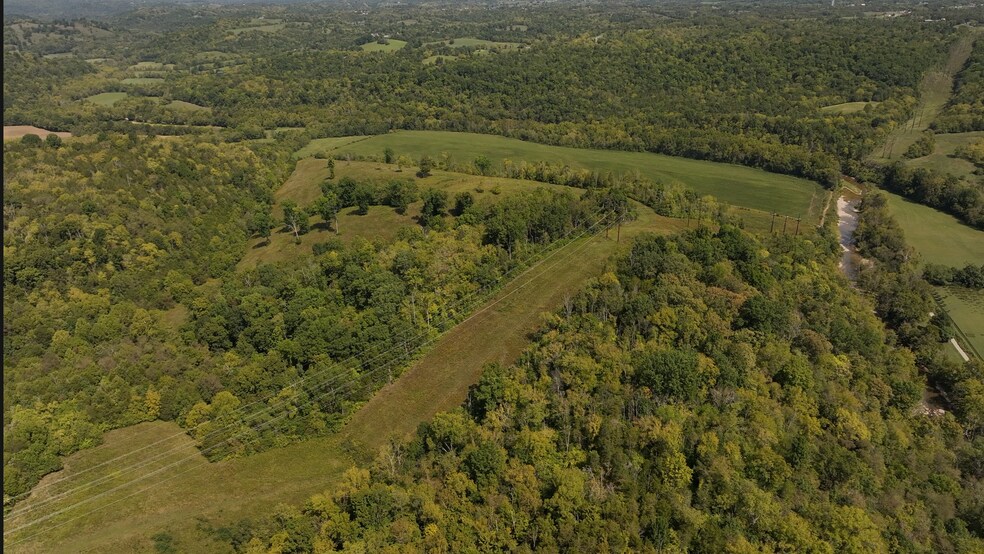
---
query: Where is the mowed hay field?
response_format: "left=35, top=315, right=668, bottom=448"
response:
left=3, top=126, right=71, bottom=141
left=885, top=191, right=984, bottom=267
left=884, top=191, right=984, bottom=359
left=8, top=205, right=684, bottom=554
left=238, top=159, right=586, bottom=269
left=328, top=131, right=826, bottom=219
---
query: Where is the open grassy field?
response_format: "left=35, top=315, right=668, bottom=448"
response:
left=425, top=37, right=521, bottom=49
left=3, top=126, right=71, bottom=141
left=238, top=159, right=586, bottom=269
left=292, top=135, right=369, bottom=159
left=884, top=191, right=984, bottom=267
left=165, top=100, right=209, bottom=111
left=869, top=33, right=977, bottom=163
left=327, top=130, right=825, bottom=219
left=84, top=92, right=128, bottom=106
left=906, top=131, right=984, bottom=181
left=7, top=203, right=682, bottom=554
left=360, top=39, right=408, bottom=52
left=883, top=191, right=984, bottom=360
left=820, top=101, right=879, bottom=114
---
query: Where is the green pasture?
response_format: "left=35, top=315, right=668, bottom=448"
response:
left=292, top=135, right=369, bottom=159
left=85, top=92, right=128, bottom=106
left=360, top=39, right=408, bottom=52
left=326, top=130, right=825, bottom=219
left=166, top=100, right=209, bottom=111
left=884, top=190, right=984, bottom=267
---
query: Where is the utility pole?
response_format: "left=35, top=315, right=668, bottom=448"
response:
left=770, top=212, right=777, bottom=234
left=782, top=216, right=788, bottom=235
left=795, top=218, right=801, bottom=235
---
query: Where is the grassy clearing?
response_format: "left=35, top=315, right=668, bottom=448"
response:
left=884, top=190, right=984, bottom=267
left=238, top=159, right=585, bottom=269
left=84, top=92, right=128, bottom=106
left=820, top=101, right=879, bottom=114
left=42, top=52, right=74, bottom=59
left=121, top=77, right=164, bottom=85
left=10, top=202, right=682, bottom=554
left=360, top=39, right=408, bottom=52
left=3, top=126, right=71, bottom=141
left=329, top=130, right=825, bottom=219
left=906, top=131, right=983, bottom=181
left=423, top=54, right=461, bottom=65
left=166, top=100, right=209, bottom=111
left=869, top=34, right=976, bottom=163
left=883, top=190, right=984, bottom=357
left=425, top=37, right=521, bottom=49
left=292, top=135, right=368, bottom=159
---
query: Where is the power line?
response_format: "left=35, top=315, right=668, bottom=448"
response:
left=5, top=212, right=609, bottom=514
left=5, top=215, right=616, bottom=543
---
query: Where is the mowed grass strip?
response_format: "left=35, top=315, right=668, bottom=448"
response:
left=340, top=205, right=683, bottom=455
left=329, top=130, right=825, bottom=218
left=9, top=204, right=681, bottom=554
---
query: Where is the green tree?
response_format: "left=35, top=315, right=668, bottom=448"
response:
left=417, top=156, right=434, bottom=178
left=474, top=155, right=492, bottom=175
left=384, top=147, right=395, bottom=164
left=282, top=200, right=310, bottom=244
left=44, top=134, right=63, bottom=148
left=421, top=188, right=448, bottom=217
left=454, top=191, right=474, bottom=215
left=312, top=193, right=341, bottom=233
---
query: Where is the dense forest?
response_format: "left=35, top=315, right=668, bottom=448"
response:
left=1, top=4, right=964, bottom=186
left=234, top=226, right=984, bottom=553
left=4, top=1, right=984, bottom=552
left=2, top=131, right=627, bottom=498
